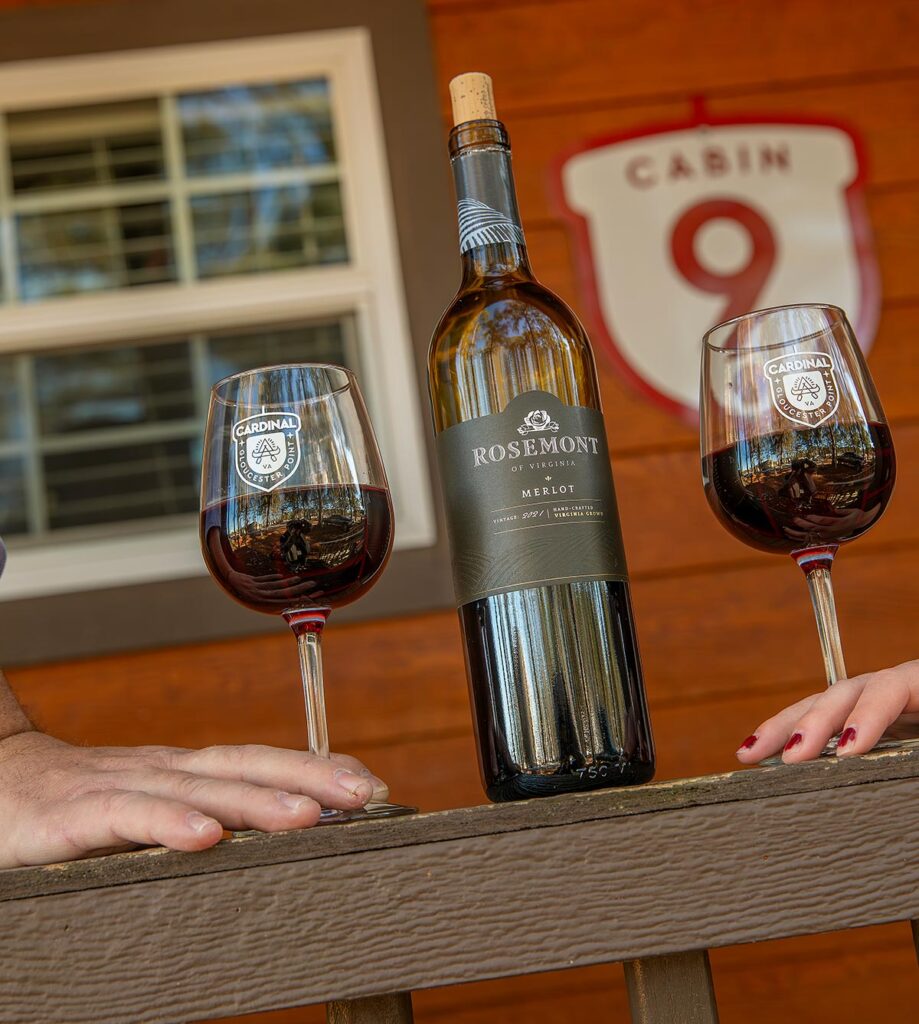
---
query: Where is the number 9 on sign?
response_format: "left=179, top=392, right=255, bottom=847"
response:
left=670, top=199, right=777, bottom=328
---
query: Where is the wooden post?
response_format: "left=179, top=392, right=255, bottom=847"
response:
left=327, top=992, right=414, bottom=1023
left=624, top=950, right=719, bottom=1024
left=911, top=919, right=918, bottom=966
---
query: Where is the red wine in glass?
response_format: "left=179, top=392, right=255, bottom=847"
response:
left=703, top=421, right=895, bottom=555
left=201, top=484, right=393, bottom=614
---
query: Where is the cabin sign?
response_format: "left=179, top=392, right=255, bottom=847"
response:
left=557, top=117, right=879, bottom=422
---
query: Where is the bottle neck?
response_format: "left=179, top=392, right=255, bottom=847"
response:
left=449, top=119, right=532, bottom=285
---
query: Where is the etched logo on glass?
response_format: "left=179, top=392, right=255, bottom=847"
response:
left=763, top=352, right=839, bottom=427
left=233, top=411, right=302, bottom=492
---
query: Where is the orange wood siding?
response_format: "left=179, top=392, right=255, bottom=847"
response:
left=5, top=0, right=919, bottom=1019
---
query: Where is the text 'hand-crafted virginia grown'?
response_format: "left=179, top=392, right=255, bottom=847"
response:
left=427, top=73, right=655, bottom=801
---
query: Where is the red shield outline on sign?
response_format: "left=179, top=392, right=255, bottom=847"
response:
left=550, top=107, right=880, bottom=426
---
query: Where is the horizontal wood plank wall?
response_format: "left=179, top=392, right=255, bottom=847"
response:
left=5, top=0, right=919, bottom=1021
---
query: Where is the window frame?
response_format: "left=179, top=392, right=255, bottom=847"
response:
left=0, top=28, right=436, bottom=601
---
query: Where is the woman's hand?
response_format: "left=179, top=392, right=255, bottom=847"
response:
left=736, top=660, right=919, bottom=764
left=0, top=732, right=388, bottom=868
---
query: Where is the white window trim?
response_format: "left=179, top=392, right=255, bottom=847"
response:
left=0, top=29, right=436, bottom=601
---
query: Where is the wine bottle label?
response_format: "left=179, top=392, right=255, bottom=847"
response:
left=436, top=391, right=629, bottom=606
left=453, top=148, right=526, bottom=253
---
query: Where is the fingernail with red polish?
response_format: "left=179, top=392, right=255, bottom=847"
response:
left=783, top=732, right=803, bottom=753
left=838, top=726, right=857, bottom=749
left=738, top=735, right=758, bottom=751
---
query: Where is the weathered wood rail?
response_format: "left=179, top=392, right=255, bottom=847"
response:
left=1, top=744, right=917, bottom=1023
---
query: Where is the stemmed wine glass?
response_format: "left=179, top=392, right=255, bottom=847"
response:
left=200, top=363, right=415, bottom=820
left=700, top=304, right=897, bottom=760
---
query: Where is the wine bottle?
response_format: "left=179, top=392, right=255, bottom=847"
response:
left=428, top=73, right=655, bottom=801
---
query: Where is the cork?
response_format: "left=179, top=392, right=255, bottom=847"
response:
left=449, top=72, right=496, bottom=126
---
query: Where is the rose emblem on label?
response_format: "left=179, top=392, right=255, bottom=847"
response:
left=518, top=409, right=559, bottom=435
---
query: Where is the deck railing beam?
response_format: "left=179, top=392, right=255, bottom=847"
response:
left=0, top=745, right=916, bottom=1024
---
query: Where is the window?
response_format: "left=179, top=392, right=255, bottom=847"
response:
left=6, top=82, right=346, bottom=300
left=0, top=31, right=434, bottom=600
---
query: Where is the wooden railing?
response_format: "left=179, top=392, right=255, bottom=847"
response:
left=1, top=745, right=917, bottom=1023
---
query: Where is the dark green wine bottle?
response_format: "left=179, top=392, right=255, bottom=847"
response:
left=427, top=73, right=655, bottom=801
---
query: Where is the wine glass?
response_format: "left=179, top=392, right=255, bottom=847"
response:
left=700, top=304, right=897, bottom=760
left=200, top=363, right=415, bottom=820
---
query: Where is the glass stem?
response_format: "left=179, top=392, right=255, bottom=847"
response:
left=284, top=609, right=331, bottom=758
left=793, top=547, right=847, bottom=686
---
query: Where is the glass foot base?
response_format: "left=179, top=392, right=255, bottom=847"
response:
left=759, top=733, right=903, bottom=766
left=231, top=802, right=417, bottom=838
left=317, top=801, right=417, bottom=824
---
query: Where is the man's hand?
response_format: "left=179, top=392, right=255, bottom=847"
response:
left=0, top=732, right=388, bottom=868
left=736, top=659, right=919, bottom=764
